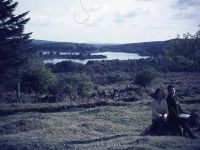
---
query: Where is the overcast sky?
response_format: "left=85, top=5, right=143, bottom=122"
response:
left=16, top=0, right=200, bottom=43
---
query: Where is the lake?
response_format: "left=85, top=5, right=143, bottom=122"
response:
left=43, top=52, right=148, bottom=64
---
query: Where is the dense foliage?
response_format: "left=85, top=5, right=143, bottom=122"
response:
left=164, top=28, right=200, bottom=71
left=31, top=40, right=171, bottom=57
left=134, top=68, right=158, bottom=87
left=0, top=0, right=32, bottom=89
left=0, top=0, right=32, bottom=74
left=49, top=74, right=93, bottom=98
left=31, top=40, right=96, bottom=53
left=106, top=71, right=130, bottom=84
left=21, top=59, right=55, bottom=93
left=100, top=40, right=172, bottom=57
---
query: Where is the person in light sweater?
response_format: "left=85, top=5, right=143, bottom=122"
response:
left=151, top=88, right=168, bottom=120
left=150, top=88, right=168, bottom=135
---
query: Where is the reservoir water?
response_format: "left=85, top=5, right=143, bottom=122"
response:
left=43, top=52, right=148, bottom=64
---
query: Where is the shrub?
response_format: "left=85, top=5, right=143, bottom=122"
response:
left=135, top=68, right=158, bottom=87
left=21, top=59, right=55, bottom=93
left=66, top=74, right=93, bottom=97
left=107, top=72, right=129, bottom=83
left=49, top=74, right=93, bottom=98
left=54, top=61, right=84, bottom=73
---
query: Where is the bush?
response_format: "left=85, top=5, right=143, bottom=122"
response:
left=49, top=74, right=93, bottom=98
left=21, top=59, right=55, bottom=93
left=54, top=61, right=84, bottom=73
left=107, top=72, right=130, bottom=83
left=66, top=74, right=93, bottom=97
left=135, top=68, right=158, bottom=87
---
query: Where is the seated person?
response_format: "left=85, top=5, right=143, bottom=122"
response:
left=150, top=88, right=169, bottom=135
left=166, top=85, right=197, bottom=139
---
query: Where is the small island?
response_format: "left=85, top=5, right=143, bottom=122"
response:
left=40, top=51, right=107, bottom=60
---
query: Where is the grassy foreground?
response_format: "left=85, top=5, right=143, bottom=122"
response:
left=0, top=72, right=200, bottom=149
left=0, top=99, right=200, bottom=150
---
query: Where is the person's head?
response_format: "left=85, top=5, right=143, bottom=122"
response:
left=167, top=85, right=175, bottom=97
left=154, top=88, right=165, bottom=100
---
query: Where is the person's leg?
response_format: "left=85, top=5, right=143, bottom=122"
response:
left=157, top=118, right=168, bottom=135
left=167, top=117, right=182, bottom=135
left=179, top=117, right=197, bottom=139
left=151, top=119, right=159, bottom=135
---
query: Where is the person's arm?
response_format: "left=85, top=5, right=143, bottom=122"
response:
left=175, top=97, right=184, bottom=113
left=178, top=104, right=183, bottom=113
left=177, top=101, right=184, bottom=114
left=166, top=97, right=179, bottom=118
left=163, top=100, right=169, bottom=119
left=151, top=101, right=162, bottom=118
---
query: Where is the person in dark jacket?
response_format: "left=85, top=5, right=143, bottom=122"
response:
left=166, top=85, right=197, bottom=139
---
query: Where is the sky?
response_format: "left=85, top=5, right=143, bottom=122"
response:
left=16, top=0, right=200, bottom=44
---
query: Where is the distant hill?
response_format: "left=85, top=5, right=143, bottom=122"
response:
left=30, top=39, right=174, bottom=56
left=30, top=40, right=87, bottom=52
left=99, top=40, right=174, bottom=56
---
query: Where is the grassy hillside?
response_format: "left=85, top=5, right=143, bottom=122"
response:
left=0, top=72, right=200, bottom=150
left=0, top=99, right=199, bottom=149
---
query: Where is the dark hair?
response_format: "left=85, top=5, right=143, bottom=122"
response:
left=154, top=88, right=165, bottom=99
left=167, top=85, right=174, bottom=91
